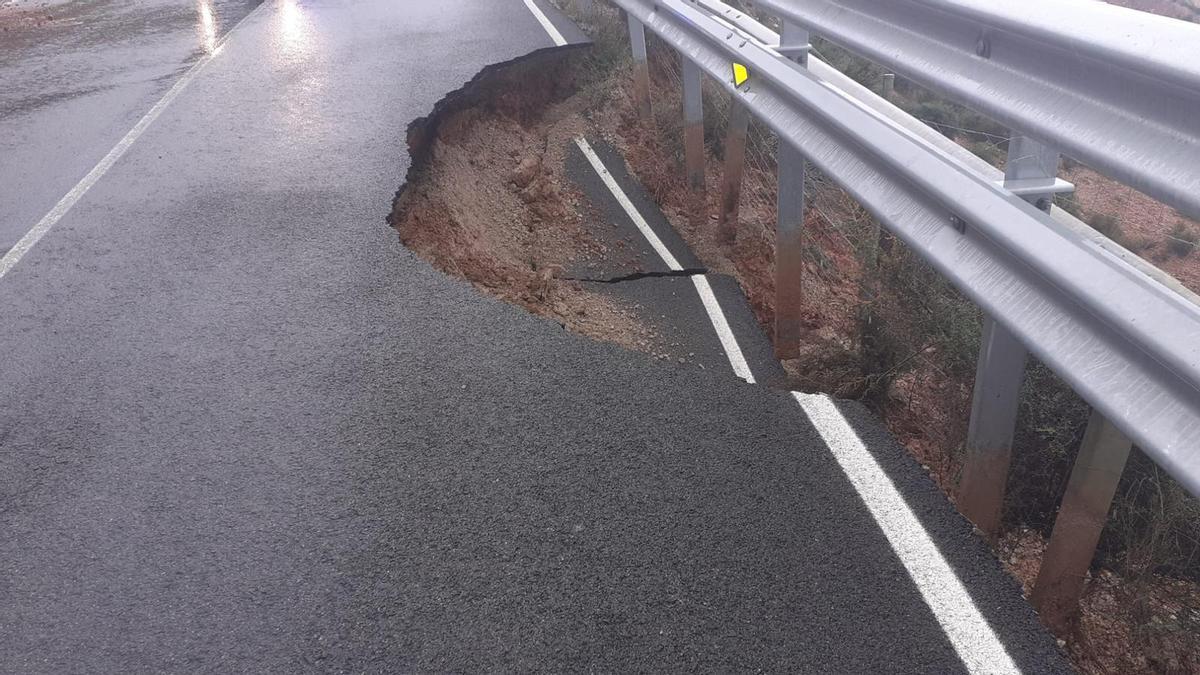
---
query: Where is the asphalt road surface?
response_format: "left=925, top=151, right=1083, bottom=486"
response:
left=0, top=1, right=1070, bottom=671
left=0, top=0, right=264, bottom=252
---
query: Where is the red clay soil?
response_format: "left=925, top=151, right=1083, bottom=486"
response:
left=391, top=51, right=660, bottom=356
left=1001, top=529, right=1200, bottom=673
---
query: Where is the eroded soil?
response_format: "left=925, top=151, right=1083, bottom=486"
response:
left=391, top=49, right=658, bottom=355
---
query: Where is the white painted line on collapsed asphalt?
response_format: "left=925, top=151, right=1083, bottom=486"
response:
left=0, top=2, right=266, bottom=280
left=523, top=0, right=568, bottom=47
left=794, top=393, right=1020, bottom=674
left=575, top=140, right=682, bottom=270
left=689, top=275, right=756, bottom=382
left=571, top=134, right=1018, bottom=673
left=574, top=137, right=755, bottom=384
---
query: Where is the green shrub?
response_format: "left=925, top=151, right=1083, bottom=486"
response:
left=860, top=240, right=982, bottom=401
left=701, top=78, right=730, bottom=159
left=1168, top=222, right=1198, bottom=257
left=1088, top=212, right=1124, bottom=243
left=1003, top=363, right=1200, bottom=583
left=563, top=2, right=632, bottom=107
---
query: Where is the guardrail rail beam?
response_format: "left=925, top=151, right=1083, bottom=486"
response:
left=754, top=0, right=1200, bottom=221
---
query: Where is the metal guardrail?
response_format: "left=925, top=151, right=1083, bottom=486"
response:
left=753, top=0, right=1200, bottom=222
left=604, top=0, right=1200, bottom=629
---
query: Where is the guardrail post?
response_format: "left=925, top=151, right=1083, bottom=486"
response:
left=957, top=317, right=1027, bottom=537
left=957, top=135, right=1068, bottom=538
left=682, top=57, right=706, bottom=216
left=1001, top=135, right=1073, bottom=211
left=774, top=21, right=811, bottom=359
left=627, top=14, right=652, bottom=124
left=1032, top=411, right=1132, bottom=632
left=718, top=100, right=750, bottom=244
left=880, top=73, right=895, bottom=99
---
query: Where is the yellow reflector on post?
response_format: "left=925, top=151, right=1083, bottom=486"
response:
left=732, top=62, right=749, bottom=87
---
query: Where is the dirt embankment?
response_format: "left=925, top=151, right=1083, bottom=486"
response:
left=390, top=48, right=658, bottom=355
left=1001, top=529, right=1200, bottom=672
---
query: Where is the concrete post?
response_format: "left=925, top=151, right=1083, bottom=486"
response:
left=718, top=99, right=751, bottom=244
left=1032, top=411, right=1132, bottom=632
left=957, top=316, right=1027, bottom=537
left=627, top=14, right=652, bottom=124
left=682, top=57, right=705, bottom=191
left=881, top=73, right=895, bottom=98
left=957, top=134, right=1063, bottom=538
left=774, top=21, right=811, bottom=359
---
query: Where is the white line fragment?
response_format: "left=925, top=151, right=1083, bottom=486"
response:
left=792, top=392, right=1020, bottom=674
left=574, top=137, right=754, bottom=383
left=0, top=3, right=264, bottom=280
left=690, top=275, right=755, bottom=383
left=523, top=0, right=568, bottom=47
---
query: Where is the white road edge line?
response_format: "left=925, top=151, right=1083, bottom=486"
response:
left=523, top=0, right=568, bottom=47
left=574, top=136, right=1017, bottom=674
left=0, top=2, right=265, bottom=280
left=574, top=137, right=755, bottom=384
left=794, top=393, right=1019, bottom=674
left=689, top=275, right=755, bottom=384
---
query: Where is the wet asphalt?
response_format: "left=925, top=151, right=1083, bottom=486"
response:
left=0, top=0, right=265, bottom=252
left=0, top=1, right=1070, bottom=672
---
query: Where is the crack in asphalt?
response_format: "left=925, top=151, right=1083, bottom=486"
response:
left=564, top=268, right=709, bottom=284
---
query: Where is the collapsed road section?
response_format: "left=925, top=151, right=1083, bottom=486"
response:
left=390, top=42, right=783, bottom=381
left=383, top=21, right=1071, bottom=672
